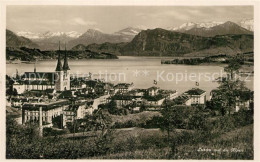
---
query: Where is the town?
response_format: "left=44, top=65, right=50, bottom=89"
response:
left=5, top=41, right=255, bottom=160
left=5, top=5, right=255, bottom=160
left=6, top=43, right=253, bottom=131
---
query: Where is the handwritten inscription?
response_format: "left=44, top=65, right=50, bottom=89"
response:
left=197, top=148, right=244, bottom=153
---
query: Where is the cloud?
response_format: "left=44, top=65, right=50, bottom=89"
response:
left=70, top=17, right=97, bottom=26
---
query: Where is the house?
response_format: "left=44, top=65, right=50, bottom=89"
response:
left=128, top=89, right=146, bottom=97
left=147, top=86, right=159, bottom=96
left=85, top=101, right=94, bottom=115
left=114, top=83, right=134, bottom=94
left=235, top=90, right=252, bottom=112
left=107, top=95, right=136, bottom=108
left=183, top=88, right=206, bottom=106
left=210, top=89, right=253, bottom=113
left=143, top=95, right=165, bottom=107
left=63, top=101, right=87, bottom=123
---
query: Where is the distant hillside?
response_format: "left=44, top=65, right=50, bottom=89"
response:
left=181, top=21, right=253, bottom=37
left=72, top=42, right=127, bottom=56
left=120, top=28, right=253, bottom=56
left=6, top=30, right=39, bottom=48
left=6, top=47, right=118, bottom=61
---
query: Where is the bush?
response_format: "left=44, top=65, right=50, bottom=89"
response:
left=43, top=128, right=68, bottom=137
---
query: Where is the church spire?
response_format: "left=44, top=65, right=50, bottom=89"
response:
left=55, top=41, right=63, bottom=71
left=63, top=42, right=70, bottom=71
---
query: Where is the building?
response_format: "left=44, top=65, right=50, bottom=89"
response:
left=210, top=89, right=253, bottom=113
left=143, top=97, right=165, bottom=107
left=106, top=94, right=142, bottom=108
left=147, top=86, right=159, bottom=96
left=183, top=88, right=206, bottom=106
left=63, top=101, right=87, bottom=123
left=12, top=42, right=71, bottom=94
left=13, top=73, right=56, bottom=94
left=22, top=100, right=70, bottom=126
left=114, top=83, right=134, bottom=94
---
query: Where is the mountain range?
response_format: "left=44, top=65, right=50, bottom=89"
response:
left=67, top=28, right=136, bottom=49
left=169, top=19, right=253, bottom=32
left=169, top=21, right=253, bottom=37
left=6, top=20, right=254, bottom=57
left=15, top=27, right=142, bottom=50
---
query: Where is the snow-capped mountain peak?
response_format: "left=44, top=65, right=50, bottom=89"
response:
left=16, top=31, right=82, bottom=40
left=114, top=27, right=143, bottom=36
left=238, top=19, right=253, bottom=31
left=168, top=21, right=224, bottom=31
left=16, top=31, right=42, bottom=39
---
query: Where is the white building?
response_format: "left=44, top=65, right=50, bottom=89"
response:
left=183, top=88, right=206, bottom=105
left=114, top=83, right=134, bottom=94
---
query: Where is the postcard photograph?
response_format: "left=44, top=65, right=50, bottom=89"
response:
left=4, top=4, right=255, bottom=160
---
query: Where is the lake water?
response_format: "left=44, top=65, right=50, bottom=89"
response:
left=6, top=56, right=253, bottom=99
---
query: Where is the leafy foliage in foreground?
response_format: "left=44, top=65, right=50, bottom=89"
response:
left=6, top=108, right=253, bottom=159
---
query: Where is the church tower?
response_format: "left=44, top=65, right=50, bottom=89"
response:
left=62, top=42, right=70, bottom=90
left=55, top=41, right=64, bottom=91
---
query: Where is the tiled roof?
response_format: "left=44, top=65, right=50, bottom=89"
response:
left=22, top=100, right=70, bottom=111
left=185, top=88, right=205, bottom=95
left=114, top=83, right=133, bottom=89
left=22, top=72, right=56, bottom=83
left=21, top=80, right=55, bottom=85
left=143, top=94, right=164, bottom=101
left=147, top=86, right=159, bottom=91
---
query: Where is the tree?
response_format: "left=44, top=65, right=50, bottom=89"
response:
left=215, top=56, right=249, bottom=115
left=160, top=101, right=183, bottom=158
left=91, top=109, right=114, bottom=156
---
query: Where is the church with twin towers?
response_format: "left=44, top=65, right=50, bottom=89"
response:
left=55, top=41, right=71, bottom=91
left=12, top=42, right=71, bottom=94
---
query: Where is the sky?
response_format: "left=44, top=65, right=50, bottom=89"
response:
left=7, top=6, right=253, bottom=34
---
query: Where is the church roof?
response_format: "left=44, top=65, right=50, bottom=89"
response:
left=55, top=52, right=63, bottom=71
left=63, top=44, right=70, bottom=71
left=20, top=72, right=56, bottom=84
